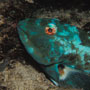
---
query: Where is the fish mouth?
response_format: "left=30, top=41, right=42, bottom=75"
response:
left=58, top=64, right=65, bottom=76
left=58, top=64, right=77, bottom=80
left=50, top=63, right=90, bottom=89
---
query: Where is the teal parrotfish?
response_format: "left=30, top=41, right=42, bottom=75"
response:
left=17, top=18, right=90, bottom=90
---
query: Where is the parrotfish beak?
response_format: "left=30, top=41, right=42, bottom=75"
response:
left=42, top=64, right=60, bottom=86
left=42, top=63, right=90, bottom=90
left=42, top=63, right=73, bottom=86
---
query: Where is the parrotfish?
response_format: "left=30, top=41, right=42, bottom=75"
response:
left=17, top=18, right=90, bottom=90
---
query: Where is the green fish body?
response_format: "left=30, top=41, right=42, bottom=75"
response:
left=17, top=18, right=90, bottom=90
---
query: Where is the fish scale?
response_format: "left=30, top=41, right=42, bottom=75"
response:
left=17, top=18, right=90, bottom=90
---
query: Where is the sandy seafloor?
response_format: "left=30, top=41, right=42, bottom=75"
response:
left=0, top=0, right=90, bottom=90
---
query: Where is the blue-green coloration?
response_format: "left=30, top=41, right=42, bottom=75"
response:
left=17, top=18, right=90, bottom=90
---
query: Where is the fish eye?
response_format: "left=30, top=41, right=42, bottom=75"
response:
left=45, top=27, right=57, bottom=35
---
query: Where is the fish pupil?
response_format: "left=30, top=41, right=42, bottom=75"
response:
left=48, top=28, right=52, bottom=32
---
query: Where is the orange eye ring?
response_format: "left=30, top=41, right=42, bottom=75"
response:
left=45, top=27, right=56, bottom=35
